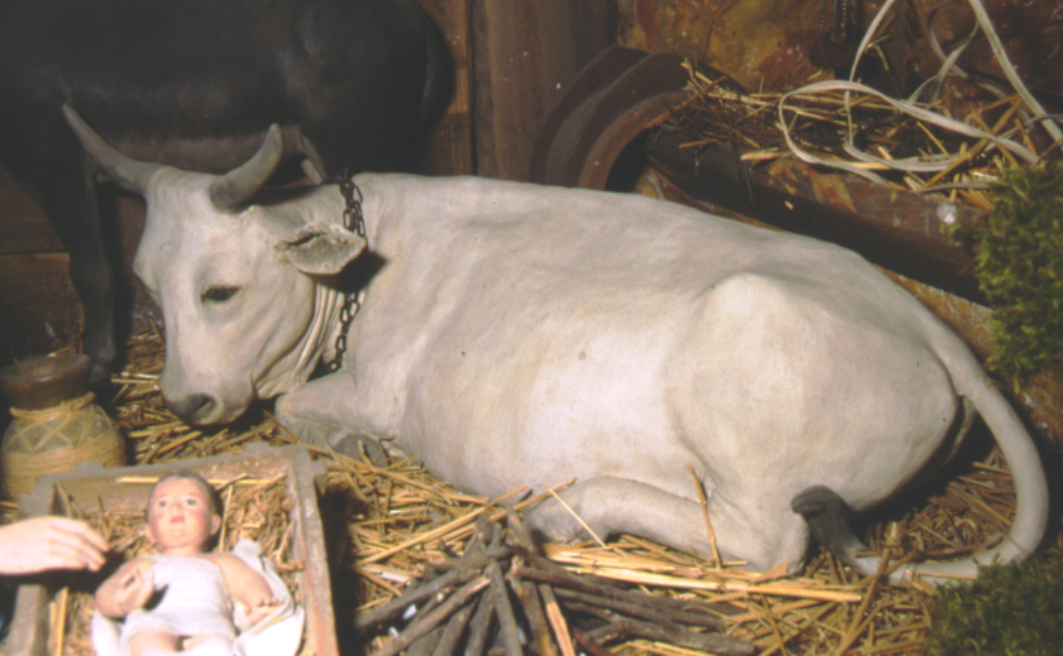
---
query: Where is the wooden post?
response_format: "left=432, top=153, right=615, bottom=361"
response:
left=470, top=0, right=612, bottom=180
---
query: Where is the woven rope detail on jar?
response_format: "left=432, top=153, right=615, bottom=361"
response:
left=2, top=392, right=126, bottom=498
left=1, top=426, right=126, bottom=498
left=9, top=391, right=95, bottom=421
left=6, top=392, right=101, bottom=451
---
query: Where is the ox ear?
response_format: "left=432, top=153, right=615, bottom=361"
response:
left=274, top=223, right=363, bottom=275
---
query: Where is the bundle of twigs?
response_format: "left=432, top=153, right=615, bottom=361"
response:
left=357, top=510, right=753, bottom=656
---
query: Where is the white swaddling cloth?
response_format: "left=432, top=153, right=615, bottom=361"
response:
left=91, top=540, right=304, bottom=656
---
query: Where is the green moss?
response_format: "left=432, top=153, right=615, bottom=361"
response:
left=950, top=162, right=1063, bottom=387
left=923, top=548, right=1063, bottom=656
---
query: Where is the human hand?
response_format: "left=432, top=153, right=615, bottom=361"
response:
left=0, top=516, right=109, bottom=575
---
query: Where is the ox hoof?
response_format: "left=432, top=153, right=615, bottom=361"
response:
left=85, top=347, right=116, bottom=386
left=88, top=362, right=112, bottom=387
left=330, top=433, right=386, bottom=464
left=791, top=485, right=870, bottom=575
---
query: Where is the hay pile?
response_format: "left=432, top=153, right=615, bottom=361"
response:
left=653, top=60, right=1057, bottom=211
left=4, top=326, right=1049, bottom=655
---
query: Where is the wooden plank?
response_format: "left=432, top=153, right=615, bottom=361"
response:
left=470, top=0, right=612, bottom=180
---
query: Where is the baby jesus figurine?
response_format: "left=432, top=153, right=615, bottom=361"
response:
left=92, top=471, right=297, bottom=656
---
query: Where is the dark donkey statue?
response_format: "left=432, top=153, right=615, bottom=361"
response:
left=0, top=0, right=450, bottom=383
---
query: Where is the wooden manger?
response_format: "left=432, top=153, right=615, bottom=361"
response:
left=6, top=443, right=338, bottom=656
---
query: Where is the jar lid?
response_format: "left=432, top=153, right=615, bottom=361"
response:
left=0, top=353, right=92, bottom=410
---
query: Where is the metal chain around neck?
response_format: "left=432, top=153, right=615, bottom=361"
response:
left=324, top=170, right=365, bottom=373
left=339, top=172, right=367, bottom=238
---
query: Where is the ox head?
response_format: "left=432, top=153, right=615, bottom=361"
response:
left=63, top=106, right=365, bottom=425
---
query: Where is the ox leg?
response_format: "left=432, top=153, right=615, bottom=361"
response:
left=525, top=477, right=810, bottom=573
left=273, top=371, right=387, bottom=463
left=36, top=169, right=116, bottom=384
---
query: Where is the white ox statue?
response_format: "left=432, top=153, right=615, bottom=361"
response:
left=66, top=107, right=1048, bottom=580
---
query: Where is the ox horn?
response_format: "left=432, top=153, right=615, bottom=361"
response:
left=62, top=105, right=161, bottom=194
left=208, top=124, right=284, bottom=213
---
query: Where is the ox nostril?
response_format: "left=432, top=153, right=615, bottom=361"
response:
left=165, top=394, right=217, bottom=424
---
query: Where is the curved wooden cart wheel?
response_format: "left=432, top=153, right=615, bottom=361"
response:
left=530, top=46, right=692, bottom=190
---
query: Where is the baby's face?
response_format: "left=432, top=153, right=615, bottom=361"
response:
left=146, top=477, right=220, bottom=555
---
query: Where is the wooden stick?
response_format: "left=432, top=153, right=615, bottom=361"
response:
left=553, top=586, right=725, bottom=631
left=217, top=484, right=235, bottom=549
left=368, top=575, right=490, bottom=656
left=503, top=507, right=536, bottom=551
left=515, top=580, right=558, bottom=656
left=429, top=598, right=478, bottom=656
left=488, top=562, right=522, bottom=656
left=406, top=625, right=445, bottom=656
left=570, top=627, right=615, bottom=656
left=585, top=616, right=754, bottom=656
left=688, top=464, right=721, bottom=567
left=52, top=587, right=69, bottom=656
left=354, top=550, right=499, bottom=630
left=516, top=557, right=727, bottom=628
left=539, top=583, right=577, bottom=656
left=462, top=584, right=496, bottom=656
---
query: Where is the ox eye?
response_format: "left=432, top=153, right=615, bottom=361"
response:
left=201, top=285, right=240, bottom=304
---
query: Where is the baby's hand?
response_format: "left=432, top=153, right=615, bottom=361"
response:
left=240, top=596, right=282, bottom=625
left=109, top=559, right=155, bottom=616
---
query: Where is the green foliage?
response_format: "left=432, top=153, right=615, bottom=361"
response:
left=950, top=162, right=1063, bottom=386
left=923, top=548, right=1063, bottom=656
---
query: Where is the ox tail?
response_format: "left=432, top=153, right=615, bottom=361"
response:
left=902, top=363, right=1049, bottom=583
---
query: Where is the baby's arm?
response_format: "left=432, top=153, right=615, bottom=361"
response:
left=95, top=558, right=155, bottom=618
left=211, top=553, right=281, bottom=625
